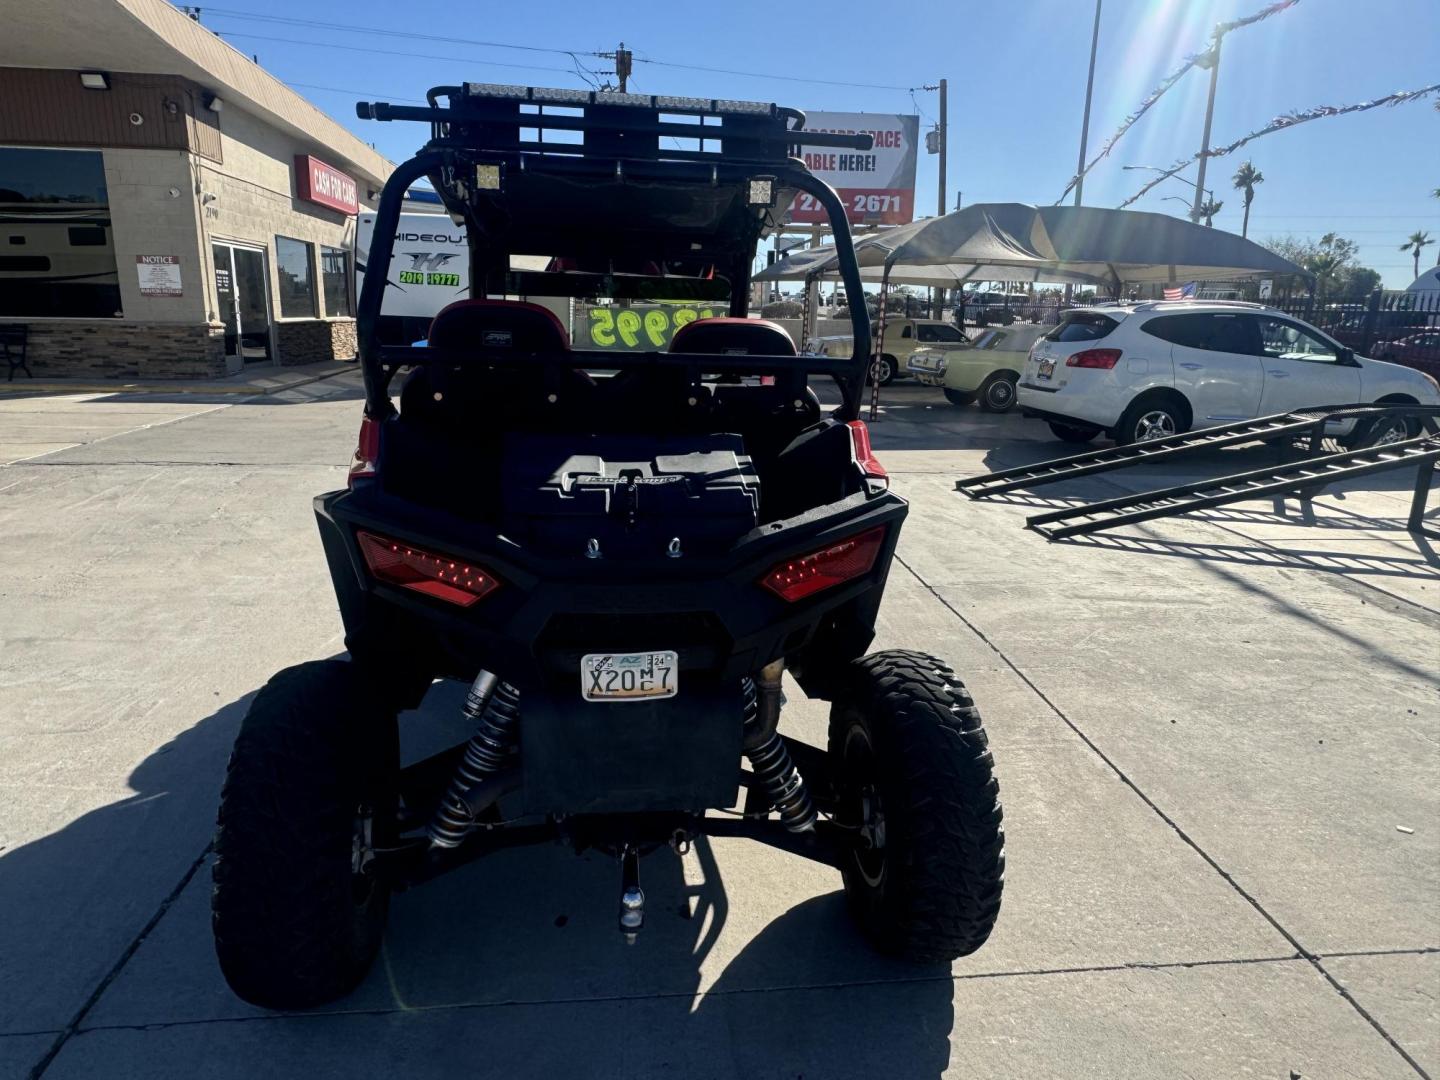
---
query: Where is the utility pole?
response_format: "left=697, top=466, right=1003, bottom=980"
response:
left=614, top=42, right=632, bottom=93
left=1073, top=0, right=1102, bottom=206
left=1191, top=32, right=1223, bottom=223
left=936, top=78, right=947, bottom=220
left=920, top=80, right=951, bottom=316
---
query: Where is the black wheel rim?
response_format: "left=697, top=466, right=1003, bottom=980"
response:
left=840, top=724, right=886, bottom=887
left=988, top=380, right=1014, bottom=407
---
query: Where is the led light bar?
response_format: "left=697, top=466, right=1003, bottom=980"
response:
left=531, top=86, right=592, bottom=105
left=465, top=82, right=530, bottom=99
left=593, top=91, right=652, bottom=108
left=713, top=98, right=774, bottom=115
left=653, top=94, right=712, bottom=111
left=459, top=84, right=776, bottom=117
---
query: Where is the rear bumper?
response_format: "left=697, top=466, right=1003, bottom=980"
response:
left=1017, top=401, right=1107, bottom=433
left=1017, top=380, right=1118, bottom=430
left=315, top=485, right=907, bottom=700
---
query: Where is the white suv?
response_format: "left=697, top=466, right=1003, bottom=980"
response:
left=1017, top=301, right=1440, bottom=445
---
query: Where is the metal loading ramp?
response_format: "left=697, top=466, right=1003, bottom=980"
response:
left=954, top=404, right=1440, bottom=542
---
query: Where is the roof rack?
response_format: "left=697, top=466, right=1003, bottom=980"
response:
left=1130, top=299, right=1268, bottom=312
left=355, top=84, right=872, bottom=166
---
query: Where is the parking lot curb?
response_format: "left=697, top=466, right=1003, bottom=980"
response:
left=0, top=362, right=355, bottom=397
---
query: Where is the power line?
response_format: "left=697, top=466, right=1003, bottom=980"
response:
left=909, top=88, right=936, bottom=126
left=199, top=6, right=603, bottom=58
left=1055, top=0, right=1301, bottom=203
left=1118, top=82, right=1440, bottom=209
left=203, top=6, right=914, bottom=94
left=213, top=31, right=582, bottom=76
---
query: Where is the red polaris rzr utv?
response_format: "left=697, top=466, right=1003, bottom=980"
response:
left=210, top=84, right=1004, bottom=1008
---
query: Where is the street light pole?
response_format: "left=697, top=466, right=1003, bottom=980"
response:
left=1074, top=0, right=1102, bottom=207
left=1190, top=33, right=1223, bottom=223
left=1124, top=164, right=1213, bottom=206
left=935, top=78, right=948, bottom=317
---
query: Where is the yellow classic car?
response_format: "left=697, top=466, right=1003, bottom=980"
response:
left=810, top=318, right=969, bottom=385
left=907, top=324, right=1049, bottom=412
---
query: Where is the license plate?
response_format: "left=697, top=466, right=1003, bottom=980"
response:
left=1037, top=358, right=1055, bottom=380
left=581, top=651, right=678, bottom=702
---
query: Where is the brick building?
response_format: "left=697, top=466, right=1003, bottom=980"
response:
left=0, top=0, right=392, bottom=378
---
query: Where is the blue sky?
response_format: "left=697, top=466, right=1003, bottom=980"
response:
left=198, top=0, right=1439, bottom=287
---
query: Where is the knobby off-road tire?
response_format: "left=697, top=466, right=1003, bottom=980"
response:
left=829, top=651, right=1004, bottom=962
left=212, top=660, right=399, bottom=1008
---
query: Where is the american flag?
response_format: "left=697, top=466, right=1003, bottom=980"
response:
left=1163, top=281, right=1199, bottom=301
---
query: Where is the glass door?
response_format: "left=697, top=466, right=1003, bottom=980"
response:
left=212, top=243, right=272, bottom=363
left=212, top=243, right=239, bottom=361
left=232, top=247, right=271, bottom=362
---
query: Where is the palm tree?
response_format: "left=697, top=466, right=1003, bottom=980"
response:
left=1196, top=197, right=1224, bottom=227
left=1231, top=161, right=1264, bottom=239
left=1400, top=230, right=1433, bottom=279
left=1307, top=251, right=1345, bottom=301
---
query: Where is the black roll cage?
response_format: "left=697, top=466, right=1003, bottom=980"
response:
left=353, top=89, right=875, bottom=421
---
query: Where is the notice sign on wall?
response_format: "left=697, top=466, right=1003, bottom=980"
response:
left=788, top=112, right=919, bottom=226
left=136, top=255, right=183, bottom=297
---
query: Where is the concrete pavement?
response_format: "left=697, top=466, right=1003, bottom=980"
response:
left=1, top=379, right=1435, bottom=1078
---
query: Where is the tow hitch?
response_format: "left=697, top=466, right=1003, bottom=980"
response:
left=618, top=844, right=645, bottom=944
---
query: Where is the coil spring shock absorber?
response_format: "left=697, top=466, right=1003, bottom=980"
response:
left=427, top=672, right=522, bottom=848
left=742, top=675, right=816, bottom=833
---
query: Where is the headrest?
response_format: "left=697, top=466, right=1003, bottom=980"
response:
left=428, top=299, right=570, bottom=352
left=668, top=317, right=797, bottom=356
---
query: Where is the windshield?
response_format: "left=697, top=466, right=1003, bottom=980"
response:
left=1045, top=313, right=1119, bottom=342
left=917, top=324, right=966, bottom=343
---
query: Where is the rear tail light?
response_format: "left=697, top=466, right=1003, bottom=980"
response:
left=760, top=526, right=886, bottom=602
left=356, top=531, right=500, bottom=607
left=847, top=420, right=888, bottom=490
left=1066, top=348, right=1122, bottom=369
left=348, top=415, right=382, bottom=486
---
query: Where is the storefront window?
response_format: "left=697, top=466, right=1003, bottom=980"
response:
left=275, top=236, right=316, bottom=318
left=321, top=246, right=351, bottom=317
left=0, top=147, right=121, bottom=317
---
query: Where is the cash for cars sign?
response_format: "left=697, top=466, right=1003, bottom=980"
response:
left=294, top=155, right=359, bottom=215
left=788, top=113, right=919, bottom=226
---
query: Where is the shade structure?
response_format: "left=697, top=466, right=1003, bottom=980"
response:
left=761, top=202, right=1306, bottom=287
left=835, top=262, right=1105, bottom=287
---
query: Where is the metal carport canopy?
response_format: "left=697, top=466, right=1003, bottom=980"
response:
left=760, top=203, right=1307, bottom=285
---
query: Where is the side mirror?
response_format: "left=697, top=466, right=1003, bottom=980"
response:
left=1337, top=346, right=1356, bottom=366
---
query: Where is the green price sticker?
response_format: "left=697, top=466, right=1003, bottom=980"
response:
left=584, top=305, right=717, bottom=350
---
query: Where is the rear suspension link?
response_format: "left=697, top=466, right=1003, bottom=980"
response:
left=428, top=672, right=522, bottom=848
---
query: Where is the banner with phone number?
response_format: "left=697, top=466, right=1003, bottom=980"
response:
left=574, top=304, right=723, bottom=350
left=787, top=112, right=919, bottom=226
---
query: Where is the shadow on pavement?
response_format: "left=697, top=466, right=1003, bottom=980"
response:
left=0, top=692, right=249, bottom=1068
left=3, top=673, right=956, bottom=1079
left=1055, top=530, right=1440, bottom=580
